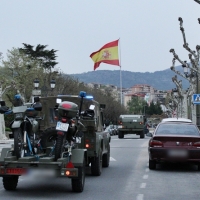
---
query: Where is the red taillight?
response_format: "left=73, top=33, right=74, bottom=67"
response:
left=193, top=142, right=200, bottom=147
left=140, top=122, right=143, bottom=125
left=118, top=121, right=122, bottom=125
left=150, top=140, right=163, bottom=147
left=57, top=131, right=64, bottom=135
left=61, top=118, right=67, bottom=123
left=66, top=161, right=74, bottom=168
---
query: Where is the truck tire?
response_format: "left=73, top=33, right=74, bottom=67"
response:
left=3, top=176, right=19, bottom=190
left=54, top=135, right=64, bottom=161
left=102, top=144, right=110, bottom=167
left=118, top=131, right=124, bottom=139
left=91, top=149, right=102, bottom=176
left=71, top=166, right=85, bottom=192
left=13, top=128, right=23, bottom=159
left=149, top=159, right=156, bottom=170
left=140, top=131, right=145, bottom=139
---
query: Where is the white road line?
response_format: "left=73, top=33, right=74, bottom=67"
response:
left=140, top=183, right=146, bottom=188
left=110, top=157, right=116, bottom=161
left=136, top=194, right=144, bottom=200
left=143, top=174, right=148, bottom=179
left=145, top=168, right=149, bottom=172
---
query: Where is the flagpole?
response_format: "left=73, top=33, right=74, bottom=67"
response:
left=119, top=38, right=122, bottom=105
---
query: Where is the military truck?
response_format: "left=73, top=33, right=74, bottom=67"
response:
left=118, top=114, right=146, bottom=139
left=39, top=95, right=111, bottom=176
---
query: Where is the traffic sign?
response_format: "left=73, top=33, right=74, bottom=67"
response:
left=192, top=94, right=200, bottom=104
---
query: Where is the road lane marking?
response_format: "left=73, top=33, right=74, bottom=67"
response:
left=143, top=174, right=148, bottom=179
left=110, top=157, right=116, bottom=161
left=136, top=194, right=144, bottom=200
left=140, top=183, right=146, bottom=188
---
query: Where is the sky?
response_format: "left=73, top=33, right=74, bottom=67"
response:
left=1, top=0, right=200, bottom=74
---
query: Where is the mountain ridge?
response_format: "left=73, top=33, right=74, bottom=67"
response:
left=69, top=66, right=190, bottom=90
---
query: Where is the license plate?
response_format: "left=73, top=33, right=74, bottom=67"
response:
left=56, top=122, right=69, bottom=131
left=118, top=125, right=122, bottom=128
left=168, top=150, right=188, bottom=157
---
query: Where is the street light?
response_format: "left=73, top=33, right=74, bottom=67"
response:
left=33, top=78, right=39, bottom=89
left=50, top=79, right=56, bottom=89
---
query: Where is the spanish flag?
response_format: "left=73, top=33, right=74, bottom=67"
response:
left=90, top=39, right=120, bottom=70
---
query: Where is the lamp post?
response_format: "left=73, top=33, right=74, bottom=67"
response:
left=32, top=78, right=56, bottom=102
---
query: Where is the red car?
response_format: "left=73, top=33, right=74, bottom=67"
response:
left=147, top=119, right=200, bottom=170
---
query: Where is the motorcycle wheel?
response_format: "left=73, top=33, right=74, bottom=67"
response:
left=13, top=128, right=23, bottom=159
left=54, top=134, right=64, bottom=161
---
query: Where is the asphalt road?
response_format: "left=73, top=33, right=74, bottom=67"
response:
left=0, top=135, right=200, bottom=200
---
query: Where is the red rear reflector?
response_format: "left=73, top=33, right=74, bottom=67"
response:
left=66, top=161, right=74, bottom=168
left=62, top=104, right=72, bottom=109
left=86, top=144, right=90, bottom=148
left=6, top=168, right=26, bottom=175
left=150, top=140, right=163, bottom=147
left=57, top=131, right=64, bottom=136
left=61, top=118, right=67, bottom=123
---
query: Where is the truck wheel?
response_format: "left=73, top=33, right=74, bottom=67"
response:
left=140, top=131, right=145, bottom=139
left=55, top=135, right=64, bottom=161
left=118, top=131, right=124, bottom=139
left=102, top=144, right=110, bottom=167
left=71, top=166, right=85, bottom=192
left=149, top=159, right=156, bottom=170
left=91, top=149, right=102, bottom=176
left=3, top=176, right=19, bottom=190
left=13, top=128, right=23, bottom=159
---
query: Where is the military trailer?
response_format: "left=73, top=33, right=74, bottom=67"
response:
left=39, top=95, right=111, bottom=176
left=118, top=114, right=145, bottom=139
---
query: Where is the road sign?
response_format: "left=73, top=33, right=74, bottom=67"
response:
left=192, top=94, right=200, bottom=104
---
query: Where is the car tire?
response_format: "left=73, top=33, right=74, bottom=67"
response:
left=149, top=159, right=156, bottom=170
left=102, top=144, right=110, bottom=167
left=3, top=176, right=19, bottom=190
left=91, top=149, right=102, bottom=176
left=118, top=131, right=124, bottom=139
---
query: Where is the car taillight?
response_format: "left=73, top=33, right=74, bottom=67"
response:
left=149, top=140, right=163, bottom=147
left=140, top=122, right=143, bottom=125
left=193, top=142, right=200, bottom=148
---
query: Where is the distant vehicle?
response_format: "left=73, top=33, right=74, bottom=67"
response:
left=118, top=115, right=146, bottom=139
left=113, top=125, right=119, bottom=135
left=105, top=125, right=115, bottom=136
left=147, top=120, right=200, bottom=170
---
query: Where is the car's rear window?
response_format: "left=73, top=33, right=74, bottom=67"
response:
left=155, top=123, right=200, bottom=136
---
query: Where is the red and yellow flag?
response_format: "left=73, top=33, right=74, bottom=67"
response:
left=90, top=39, right=120, bottom=70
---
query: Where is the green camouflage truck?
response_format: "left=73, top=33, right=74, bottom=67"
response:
left=118, top=114, right=145, bottom=139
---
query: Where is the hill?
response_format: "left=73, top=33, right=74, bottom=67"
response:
left=69, top=66, right=190, bottom=90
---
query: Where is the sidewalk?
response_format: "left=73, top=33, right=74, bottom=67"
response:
left=0, top=139, right=14, bottom=144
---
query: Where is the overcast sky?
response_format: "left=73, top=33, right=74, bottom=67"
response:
left=1, top=0, right=200, bottom=74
